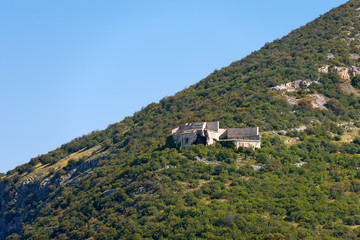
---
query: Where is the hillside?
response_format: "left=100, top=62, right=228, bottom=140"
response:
left=2, top=1, right=360, bottom=239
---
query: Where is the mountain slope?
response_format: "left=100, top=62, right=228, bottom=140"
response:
left=2, top=1, right=360, bottom=239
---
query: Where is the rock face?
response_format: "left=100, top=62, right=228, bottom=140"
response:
left=318, top=65, right=360, bottom=97
left=318, top=65, right=360, bottom=80
left=339, top=81, right=360, bottom=97
left=0, top=159, right=99, bottom=239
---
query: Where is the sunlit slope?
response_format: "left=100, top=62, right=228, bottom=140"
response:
left=2, top=1, right=360, bottom=239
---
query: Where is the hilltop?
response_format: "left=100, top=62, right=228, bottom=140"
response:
left=2, top=1, right=360, bottom=239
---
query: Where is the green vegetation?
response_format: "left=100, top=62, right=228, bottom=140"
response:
left=3, top=0, right=360, bottom=239
left=351, top=75, right=360, bottom=89
left=13, top=135, right=360, bottom=239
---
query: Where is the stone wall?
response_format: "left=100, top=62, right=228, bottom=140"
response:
left=172, top=132, right=198, bottom=147
left=206, top=121, right=219, bottom=132
left=205, top=130, right=220, bottom=145
left=227, top=127, right=259, bottom=139
left=172, top=122, right=261, bottom=149
left=177, top=122, right=205, bottom=133
left=219, top=129, right=227, bottom=139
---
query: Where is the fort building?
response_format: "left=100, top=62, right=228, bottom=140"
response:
left=171, top=121, right=261, bottom=148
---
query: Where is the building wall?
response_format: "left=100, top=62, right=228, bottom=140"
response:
left=205, top=121, right=219, bottom=132
left=172, top=122, right=261, bottom=149
left=227, top=127, right=259, bottom=139
left=234, top=140, right=261, bottom=149
left=218, top=129, right=227, bottom=139
left=173, top=132, right=198, bottom=147
left=171, top=127, right=179, bottom=134
left=177, top=122, right=205, bottom=132
left=205, top=130, right=220, bottom=145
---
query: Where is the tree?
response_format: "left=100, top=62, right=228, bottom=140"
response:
left=351, top=75, right=360, bottom=89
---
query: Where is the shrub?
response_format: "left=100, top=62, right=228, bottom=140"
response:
left=351, top=75, right=360, bottom=89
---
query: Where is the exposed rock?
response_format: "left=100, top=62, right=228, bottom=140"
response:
left=60, top=169, right=76, bottom=185
left=318, top=65, right=360, bottom=80
left=282, top=94, right=327, bottom=109
left=278, top=130, right=287, bottom=135
left=309, top=94, right=327, bottom=109
left=195, top=156, right=218, bottom=165
left=102, top=189, right=116, bottom=197
left=271, top=80, right=313, bottom=93
left=252, top=164, right=265, bottom=171
left=338, top=81, right=360, bottom=97
left=350, top=54, right=360, bottom=60
left=338, top=122, right=355, bottom=131
left=294, top=162, right=307, bottom=167
left=40, top=179, right=50, bottom=188
left=292, top=125, right=306, bottom=132
left=135, top=187, right=145, bottom=195
left=282, top=95, right=298, bottom=105
left=342, top=33, right=360, bottom=46
left=157, top=164, right=177, bottom=172
left=0, top=159, right=99, bottom=239
left=318, top=65, right=360, bottom=97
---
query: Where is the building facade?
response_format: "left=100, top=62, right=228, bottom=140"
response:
left=171, top=121, right=261, bottom=148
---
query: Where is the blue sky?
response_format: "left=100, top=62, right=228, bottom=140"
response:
left=0, top=0, right=347, bottom=173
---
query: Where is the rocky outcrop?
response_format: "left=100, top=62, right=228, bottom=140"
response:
left=318, top=65, right=360, bottom=80
left=282, top=94, right=327, bottom=109
left=271, top=80, right=327, bottom=109
left=318, top=65, right=360, bottom=97
left=350, top=54, right=360, bottom=60
left=308, top=94, right=327, bottom=109
left=271, top=80, right=313, bottom=93
left=339, top=81, right=360, bottom=97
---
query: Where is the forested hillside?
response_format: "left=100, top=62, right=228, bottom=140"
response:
left=2, top=1, right=360, bottom=239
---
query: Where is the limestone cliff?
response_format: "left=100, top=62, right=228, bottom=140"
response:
left=318, top=65, right=360, bottom=80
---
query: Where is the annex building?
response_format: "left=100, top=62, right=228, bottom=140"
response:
left=171, top=121, right=261, bottom=149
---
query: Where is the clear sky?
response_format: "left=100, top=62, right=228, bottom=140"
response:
left=0, top=0, right=347, bottom=173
